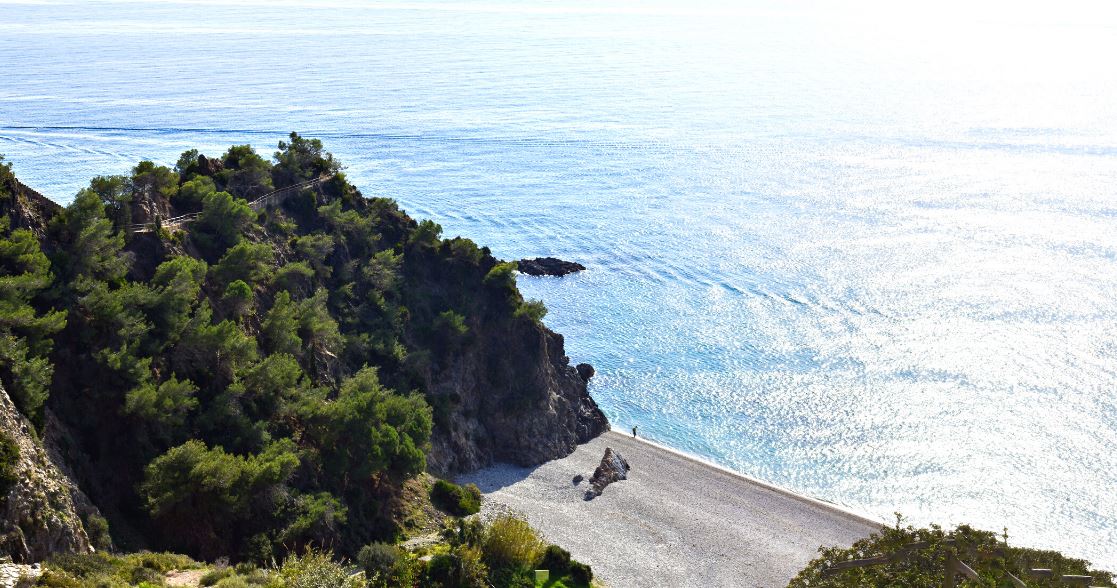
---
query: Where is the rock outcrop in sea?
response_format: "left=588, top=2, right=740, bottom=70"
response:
left=517, top=257, right=586, bottom=277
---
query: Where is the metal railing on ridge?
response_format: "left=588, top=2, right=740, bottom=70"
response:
left=129, top=173, right=335, bottom=234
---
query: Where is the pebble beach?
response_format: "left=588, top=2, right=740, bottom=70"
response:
left=459, top=430, right=881, bottom=588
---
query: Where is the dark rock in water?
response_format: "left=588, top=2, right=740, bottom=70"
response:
left=588, top=447, right=630, bottom=497
left=517, top=257, right=586, bottom=277
left=572, top=474, right=584, bottom=486
left=576, top=363, right=595, bottom=382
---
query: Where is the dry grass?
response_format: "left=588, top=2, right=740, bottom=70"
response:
left=393, top=472, right=451, bottom=538
left=165, top=568, right=207, bottom=587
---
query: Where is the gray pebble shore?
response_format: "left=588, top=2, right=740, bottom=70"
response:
left=459, top=430, right=881, bottom=588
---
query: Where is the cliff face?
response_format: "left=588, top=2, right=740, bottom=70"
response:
left=0, top=385, right=91, bottom=562
left=425, top=319, right=607, bottom=474
left=399, top=240, right=608, bottom=475
left=0, top=175, right=60, bottom=243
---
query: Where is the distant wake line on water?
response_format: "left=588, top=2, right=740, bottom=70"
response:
left=0, top=125, right=681, bottom=151
left=5, top=125, right=1115, bottom=159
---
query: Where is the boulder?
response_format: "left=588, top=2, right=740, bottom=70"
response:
left=586, top=447, right=630, bottom=498
left=576, top=363, right=595, bottom=382
left=517, top=257, right=586, bottom=277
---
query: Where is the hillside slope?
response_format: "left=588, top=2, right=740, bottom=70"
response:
left=0, top=137, right=606, bottom=561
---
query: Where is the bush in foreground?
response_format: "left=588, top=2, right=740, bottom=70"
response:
left=430, top=479, right=482, bottom=516
left=358, top=542, right=419, bottom=587
left=274, top=548, right=361, bottom=588
left=38, top=551, right=199, bottom=587
left=789, top=521, right=1114, bottom=588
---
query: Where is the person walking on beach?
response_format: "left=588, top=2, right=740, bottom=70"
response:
left=632, top=425, right=638, bottom=438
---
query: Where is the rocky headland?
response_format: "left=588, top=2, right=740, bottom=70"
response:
left=0, top=136, right=608, bottom=565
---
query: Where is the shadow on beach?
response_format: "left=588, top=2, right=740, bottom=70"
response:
left=455, top=462, right=545, bottom=493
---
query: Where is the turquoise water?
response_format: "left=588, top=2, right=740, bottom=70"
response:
left=3, top=0, right=1117, bottom=568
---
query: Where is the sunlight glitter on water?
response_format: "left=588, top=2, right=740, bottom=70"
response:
left=2, top=0, right=1117, bottom=569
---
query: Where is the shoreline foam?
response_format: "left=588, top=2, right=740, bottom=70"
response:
left=611, top=427, right=884, bottom=527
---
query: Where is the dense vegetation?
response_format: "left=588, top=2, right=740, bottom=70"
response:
left=790, top=519, right=1114, bottom=588
left=0, top=430, right=17, bottom=499
left=421, top=516, right=592, bottom=588
left=429, top=479, right=482, bottom=517
left=0, top=135, right=554, bottom=565
left=36, top=514, right=592, bottom=588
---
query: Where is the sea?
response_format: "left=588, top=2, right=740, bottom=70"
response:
left=2, top=0, right=1116, bottom=570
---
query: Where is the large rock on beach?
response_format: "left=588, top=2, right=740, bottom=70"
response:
left=517, top=257, right=586, bottom=276
left=588, top=447, right=630, bottom=497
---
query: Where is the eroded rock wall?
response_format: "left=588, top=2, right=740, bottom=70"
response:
left=0, top=385, right=91, bottom=562
left=425, top=321, right=608, bottom=474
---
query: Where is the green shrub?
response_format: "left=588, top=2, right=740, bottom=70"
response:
left=222, top=280, right=254, bottom=318
left=33, top=569, right=83, bottom=588
left=45, top=552, right=117, bottom=579
left=789, top=522, right=1113, bottom=588
left=173, top=175, right=216, bottom=211
left=212, top=241, right=273, bottom=288
left=41, top=552, right=197, bottom=587
left=483, top=261, right=517, bottom=292
left=277, top=492, right=347, bottom=548
left=84, top=513, right=112, bottom=551
left=128, top=566, right=162, bottom=585
left=569, top=561, right=593, bottom=585
left=140, top=439, right=299, bottom=558
left=276, top=548, right=360, bottom=588
left=514, top=299, right=547, bottom=323
left=432, top=310, right=469, bottom=344
left=200, top=567, right=234, bottom=586
left=537, top=544, right=571, bottom=573
left=0, top=431, right=18, bottom=499
left=194, top=190, right=255, bottom=257
left=243, top=534, right=275, bottom=567
left=409, top=220, right=442, bottom=247
left=489, top=565, right=534, bottom=588
left=482, top=516, right=543, bottom=572
left=425, top=545, right=488, bottom=588
left=0, top=217, right=66, bottom=428
left=271, top=262, right=315, bottom=298
left=214, top=577, right=251, bottom=588
left=237, top=569, right=272, bottom=586
left=123, top=552, right=196, bottom=573
left=446, top=517, right=486, bottom=548
left=123, top=376, right=199, bottom=432
left=87, top=575, right=129, bottom=588
left=424, top=554, right=455, bottom=587
left=357, top=542, right=399, bottom=581
left=389, top=553, right=420, bottom=588
left=233, top=563, right=266, bottom=578
left=430, top=479, right=481, bottom=516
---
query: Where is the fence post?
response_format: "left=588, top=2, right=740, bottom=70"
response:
left=942, top=554, right=957, bottom=588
